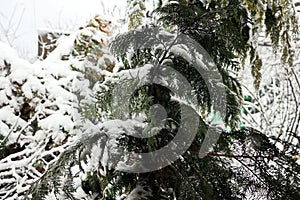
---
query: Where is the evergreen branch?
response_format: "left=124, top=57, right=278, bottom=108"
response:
left=158, top=34, right=178, bottom=64
left=191, top=4, right=235, bottom=22
left=170, top=163, right=203, bottom=198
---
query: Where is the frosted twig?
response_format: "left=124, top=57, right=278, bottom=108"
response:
left=15, top=111, right=41, bottom=143
left=1, top=115, right=20, bottom=145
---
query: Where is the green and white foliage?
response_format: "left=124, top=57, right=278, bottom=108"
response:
left=26, top=119, right=150, bottom=200
left=0, top=41, right=81, bottom=199
left=26, top=1, right=300, bottom=199
left=102, top=1, right=299, bottom=199
left=155, top=0, right=298, bottom=90
left=54, top=15, right=116, bottom=123
left=109, top=26, right=231, bottom=125
left=127, top=0, right=165, bottom=30
left=0, top=15, right=116, bottom=199
left=127, top=0, right=147, bottom=29
left=1, top=1, right=299, bottom=200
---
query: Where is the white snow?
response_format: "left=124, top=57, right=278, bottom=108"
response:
left=0, top=2, right=299, bottom=199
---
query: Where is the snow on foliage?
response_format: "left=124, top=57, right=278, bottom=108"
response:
left=0, top=41, right=80, bottom=199
left=0, top=14, right=117, bottom=199
left=1, top=1, right=300, bottom=199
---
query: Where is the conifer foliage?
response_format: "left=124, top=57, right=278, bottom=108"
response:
left=0, top=0, right=299, bottom=199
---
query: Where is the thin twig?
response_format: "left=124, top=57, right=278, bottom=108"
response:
left=1, top=115, right=20, bottom=145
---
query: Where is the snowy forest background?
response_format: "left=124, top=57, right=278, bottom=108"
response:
left=0, top=0, right=299, bottom=199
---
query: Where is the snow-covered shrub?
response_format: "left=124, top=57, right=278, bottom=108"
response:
left=0, top=15, right=116, bottom=199
left=0, top=41, right=81, bottom=199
